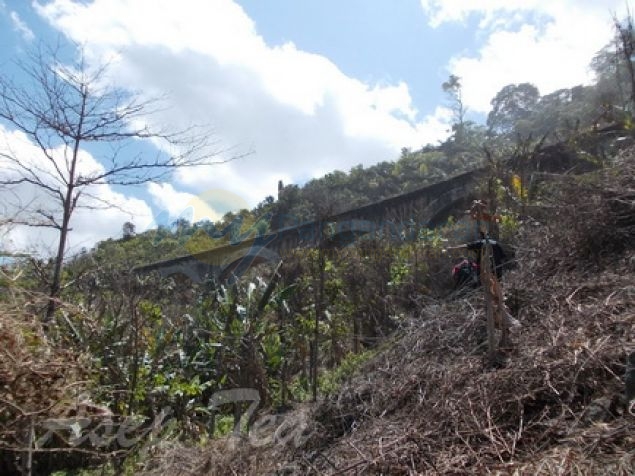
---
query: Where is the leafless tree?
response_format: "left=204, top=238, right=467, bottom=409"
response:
left=0, top=45, right=243, bottom=320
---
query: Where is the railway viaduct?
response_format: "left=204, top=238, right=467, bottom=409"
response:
left=134, top=169, right=481, bottom=283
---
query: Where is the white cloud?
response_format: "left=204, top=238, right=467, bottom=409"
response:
left=34, top=0, right=449, bottom=206
left=420, top=0, right=618, bottom=29
left=171, top=160, right=293, bottom=213
left=420, top=0, right=626, bottom=113
left=414, top=106, right=454, bottom=145
left=67, top=188, right=152, bottom=254
left=147, top=183, right=198, bottom=220
left=9, top=11, right=35, bottom=41
left=0, top=125, right=153, bottom=256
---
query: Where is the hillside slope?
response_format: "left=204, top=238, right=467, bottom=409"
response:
left=141, top=146, right=635, bottom=475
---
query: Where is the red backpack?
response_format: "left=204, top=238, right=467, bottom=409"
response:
left=452, top=259, right=480, bottom=288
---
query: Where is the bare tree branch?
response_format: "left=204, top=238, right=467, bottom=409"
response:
left=0, top=42, right=244, bottom=321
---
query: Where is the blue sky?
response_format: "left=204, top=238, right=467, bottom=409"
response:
left=0, top=0, right=628, bottom=255
left=237, top=0, right=480, bottom=117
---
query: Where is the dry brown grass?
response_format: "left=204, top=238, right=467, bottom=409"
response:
left=0, top=291, right=103, bottom=474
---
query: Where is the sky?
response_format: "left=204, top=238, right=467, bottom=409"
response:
left=0, top=0, right=628, bottom=256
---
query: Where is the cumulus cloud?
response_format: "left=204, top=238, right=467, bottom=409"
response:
left=420, top=0, right=625, bottom=113
left=146, top=182, right=253, bottom=224
left=414, top=106, right=454, bottom=145
left=147, top=183, right=199, bottom=221
left=34, top=0, right=450, bottom=207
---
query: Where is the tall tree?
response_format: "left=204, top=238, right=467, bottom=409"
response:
left=613, top=11, right=635, bottom=116
left=487, top=83, right=540, bottom=136
left=591, top=43, right=629, bottom=108
left=442, top=74, right=466, bottom=143
left=122, top=221, right=136, bottom=240
left=0, top=46, right=236, bottom=320
left=303, top=182, right=337, bottom=402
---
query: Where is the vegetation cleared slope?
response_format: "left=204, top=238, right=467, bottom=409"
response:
left=139, top=145, right=635, bottom=475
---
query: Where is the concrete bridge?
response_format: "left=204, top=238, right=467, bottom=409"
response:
left=134, top=169, right=481, bottom=283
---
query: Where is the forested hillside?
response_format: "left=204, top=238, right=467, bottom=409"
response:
left=1, top=13, right=635, bottom=476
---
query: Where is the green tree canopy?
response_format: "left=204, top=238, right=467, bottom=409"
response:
left=487, top=83, right=540, bottom=135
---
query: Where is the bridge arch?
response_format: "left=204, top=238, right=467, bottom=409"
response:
left=421, top=183, right=477, bottom=228
left=426, top=193, right=477, bottom=228
left=218, top=245, right=282, bottom=282
left=137, top=258, right=219, bottom=283
left=326, top=219, right=378, bottom=247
